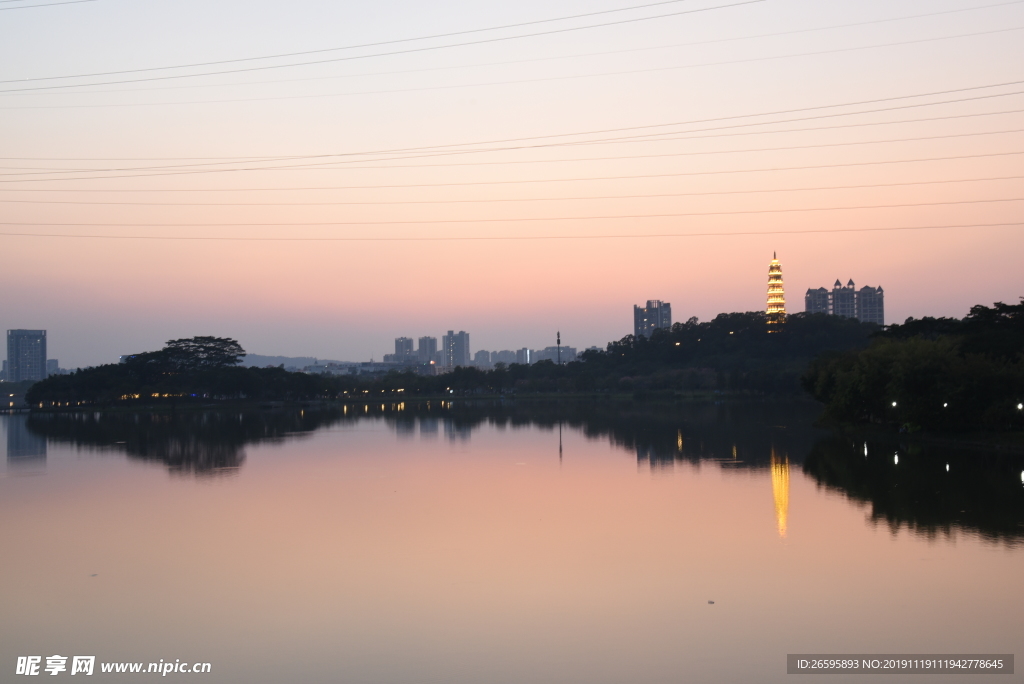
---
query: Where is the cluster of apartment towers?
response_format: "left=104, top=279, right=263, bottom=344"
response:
left=633, top=254, right=885, bottom=340
left=777, top=253, right=885, bottom=325
left=383, top=330, right=579, bottom=372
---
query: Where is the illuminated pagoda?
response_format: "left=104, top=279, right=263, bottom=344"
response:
left=766, top=252, right=786, bottom=331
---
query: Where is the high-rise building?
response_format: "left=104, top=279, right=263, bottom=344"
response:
left=394, top=337, right=414, bottom=359
left=804, top=287, right=829, bottom=314
left=473, top=350, right=491, bottom=367
left=442, top=330, right=471, bottom=367
left=804, top=279, right=884, bottom=325
left=856, top=285, right=885, bottom=325
left=417, top=336, right=438, bottom=364
left=831, top=279, right=857, bottom=319
left=766, top=253, right=786, bottom=329
left=515, top=348, right=532, bottom=365
left=633, top=300, right=671, bottom=338
left=7, top=330, right=47, bottom=382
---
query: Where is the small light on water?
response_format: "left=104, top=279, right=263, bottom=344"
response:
left=1018, top=403, right=1023, bottom=410
left=943, top=403, right=948, bottom=408
left=894, top=454, right=899, bottom=465
left=864, top=444, right=868, bottom=457
left=946, top=464, right=950, bottom=472
left=892, top=401, right=897, bottom=407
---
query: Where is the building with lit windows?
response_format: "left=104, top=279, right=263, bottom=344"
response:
left=418, top=336, right=438, bottom=364
left=394, top=337, right=414, bottom=359
left=804, top=287, right=829, bottom=314
left=6, top=329, right=47, bottom=382
left=633, top=300, right=672, bottom=338
left=442, top=330, right=471, bottom=367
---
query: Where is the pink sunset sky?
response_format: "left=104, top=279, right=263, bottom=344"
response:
left=1, top=0, right=1022, bottom=366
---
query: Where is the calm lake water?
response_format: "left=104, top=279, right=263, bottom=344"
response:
left=1, top=401, right=1022, bottom=683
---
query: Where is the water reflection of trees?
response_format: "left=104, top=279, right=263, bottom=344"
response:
left=383, top=399, right=824, bottom=470
left=803, top=435, right=1024, bottom=545
left=26, top=409, right=346, bottom=476
left=25, top=401, right=1024, bottom=542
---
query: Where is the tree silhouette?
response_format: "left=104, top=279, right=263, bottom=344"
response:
left=164, top=336, right=245, bottom=371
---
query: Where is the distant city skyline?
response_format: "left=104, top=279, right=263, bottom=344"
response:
left=9, top=270, right=1024, bottom=369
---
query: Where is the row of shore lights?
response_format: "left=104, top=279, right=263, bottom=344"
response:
left=890, top=401, right=1024, bottom=410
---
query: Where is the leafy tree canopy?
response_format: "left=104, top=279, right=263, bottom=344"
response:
left=163, top=336, right=246, bottom=371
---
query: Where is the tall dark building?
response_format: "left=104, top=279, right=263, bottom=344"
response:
left=394, top=337, right=414, bottom=359
left=7, top=329, right=47, bottom=382
left=804, top=280, right=884, bottom=325
left=804, top=287, right=829, bottom=314
left=417, top=336, right=438, bottom=364
left=442, top=330, right=471, bottom=367
left=856, top=285, right=885, bottom=325
left=831, top=279, right=857, bottom=319
left=633, top=300, right=671, bottom=338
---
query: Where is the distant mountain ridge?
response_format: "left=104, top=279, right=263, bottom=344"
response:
left=241, top=354, right=350, bottom=368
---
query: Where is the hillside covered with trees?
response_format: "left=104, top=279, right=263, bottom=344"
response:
left=803, top=299, right=1024, bottom=431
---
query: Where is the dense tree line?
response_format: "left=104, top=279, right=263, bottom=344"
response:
left=803, top=299, right=1024, bottom=431
left=26, top=337, right=338, bottom=407
left=27, top=314, right=880, bottom=407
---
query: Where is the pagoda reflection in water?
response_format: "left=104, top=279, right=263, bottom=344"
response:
left=770, top=448, right=790, bottom=538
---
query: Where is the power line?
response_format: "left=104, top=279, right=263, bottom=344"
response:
left=0, top=0, right=763, bottom=92
left=14, top=1, right=1019, bottom=97
left=3, top=24, right=1020, bottom=101
left=5, top=126, right=1021, bottom=178
left=2, top=0, right=695, bottom=81
left=4, top=86, right=1024, bottom=183
left=0, top=0, right=96, bottom=10
left=5, top=106, right=1023, bottom=163
left=3, top=175, right=1020, bottom=206
left=5, top=197, right=1021, bottom=227
left=2, top=149, right=1020, bottom=187
left=0, top=222, right=1018, bottom=242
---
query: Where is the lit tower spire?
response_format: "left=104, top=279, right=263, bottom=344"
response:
left=766, top=251, right=786, bottom=330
